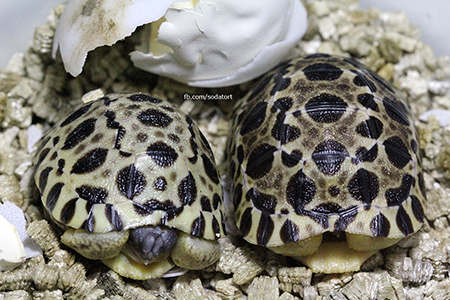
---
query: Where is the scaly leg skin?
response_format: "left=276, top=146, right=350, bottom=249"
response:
left=295, top=241, right=377, bottom=274
left=61, top=228, right=129, bottom=260
left=170, top=231, right=221, bottom=270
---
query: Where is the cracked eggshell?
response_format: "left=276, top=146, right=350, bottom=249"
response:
left=0, top=202, right=42, bottom=270
left=0, top=208, right=26, bottom=270
left=131, top=0, right=307, bottom=87
left=53, top=0, right=307, bottom=87
left=53, top=0, right=190, bottom=76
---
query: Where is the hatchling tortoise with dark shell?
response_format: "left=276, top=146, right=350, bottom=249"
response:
left=226, top=54, right=426, bottom=273
left=33, top=93, right=225, bottom=279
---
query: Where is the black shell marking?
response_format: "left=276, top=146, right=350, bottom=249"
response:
left=227, top=55, right=425, bottom=247
left=33, top=93, right=225, bottom=240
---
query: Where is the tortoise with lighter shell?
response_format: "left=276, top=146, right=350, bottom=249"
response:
left=33, top=93, right=225, bottom=279
left=226, top=54, right=426, bottom=273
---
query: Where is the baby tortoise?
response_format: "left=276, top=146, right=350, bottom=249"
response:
left=226, top=54, right=425, bottom=273
left=33, top=93, right=225, bottom=279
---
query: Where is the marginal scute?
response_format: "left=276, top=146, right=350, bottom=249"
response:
left=357, top=93, right=379, bottom=111
left=370, top=213, right=391, bottom=238
left=212, top=193, right=222, bottom=210
left=383, top=97, right=410, bottom=125
left=396, top=206, right=414, bottom=236
left=35, top=148, right=51, bottom=170
left=245, top=143, right=277, bottom=179
left=383, top=136, right=412, bottom=169
left=61, top=118, right=96, bottom=150
left=38, top=167, right=53, bottom=192
left=201, top=154, right=220, bottom=184
left=46, top=182, right=64, bottom=212
left=246, top=188, right=277, bottom=214
left=303, top=63, right=343, bottom=81
left=212, top=216, right=221, bottom=237
left=237, top=145, right=244, bottom=164
left=385, top=174, right=414, bottom=207
left=128, top=93, right=161, bottom=103
left=60, top=198, right=78, bottom=224
left=418, top=172, right=426, bottom=198
left=411, top=195, right=425, bottom=222
left=239, top=101, right=268, bottom=135
left=355, top=116, right=384, bottom=139
left=227, top=55, right=425, bottom=273
left=84, top=211, right=96, bottom=232
left=200, top=196, right=212, bottom=212
left=178, top=172, right=197, bottom=206
left=76, top=185, right=108, bottom=204
left=105, top=204, right=124, bottom=231
left=61, top=103, right=93, bottom=127
left=191, top=213, right=206, bottom=237
left=133, top=199, right=177, bottom=217
left=233, top=183, right=243, bottom=210
left=347, top=168, right=379, bottom=207
left=280, top=219, right=300, bottom=244
left=334, top=206, right=358, bottom=231
left=352, top=72, right=377, bottom=92
left=257, top=213, right=274, bottom=246
left=240, top=208, right=253, bottom=237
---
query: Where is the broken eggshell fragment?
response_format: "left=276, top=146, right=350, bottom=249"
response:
left=419, top=109, right=450, bottom=127
left=0, top=213, right=25, bottom=270
left=131, top=0, right=307, bottom=87
left=52, top=0, right=307, bottom=87
left=52, top=0, right=190, bottom=77
left=0, top=202, right=42, bottom=270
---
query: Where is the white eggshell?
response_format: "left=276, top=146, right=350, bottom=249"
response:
left=27, top=124, right=43, bottom=154
left=53, top=0, right=307, bottom=87
left=419, top=109, right=450, bottom=127
left=0, top=202, right=42, bottom=270
left=53, top=0, right=190, bottom=76
left=131, top=0, right=307, bottom=87
left=0, top=208, right=26, bottom=270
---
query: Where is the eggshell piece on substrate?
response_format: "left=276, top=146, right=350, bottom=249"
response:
left=0, top=202, right=42, bottom=271
left=0, top=208, right=26, bottom=270
left=419, top=109, right=450, bottom=127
